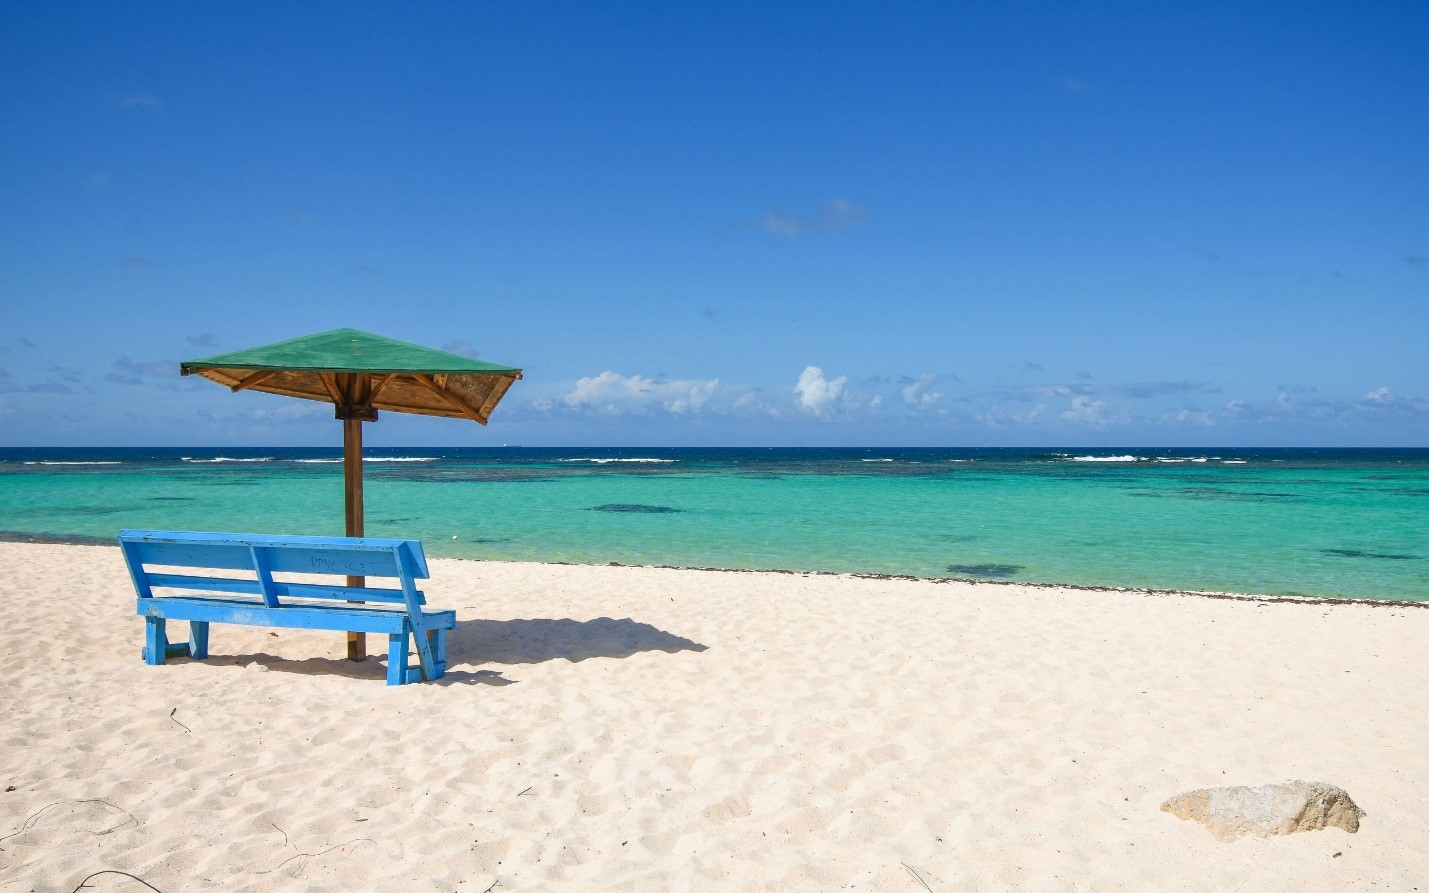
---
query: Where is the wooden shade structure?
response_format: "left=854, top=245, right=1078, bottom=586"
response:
left=180, top=328, right=521, bottom=660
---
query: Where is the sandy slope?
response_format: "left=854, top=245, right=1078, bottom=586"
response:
left=0, top=541, right=1425, bottom=892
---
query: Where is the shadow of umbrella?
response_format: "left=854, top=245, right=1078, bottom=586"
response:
left=445, top=617, right=708, bottom=666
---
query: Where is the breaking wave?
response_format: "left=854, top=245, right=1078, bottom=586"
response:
left=559, top=458, right=677, bottom=464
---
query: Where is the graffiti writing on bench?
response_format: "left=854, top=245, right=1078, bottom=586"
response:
left=310, top=556, right=381, bottom=575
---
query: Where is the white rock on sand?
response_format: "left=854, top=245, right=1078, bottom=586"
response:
left=0, top=541, right=1426, bottom=892
left=1162, top=781, right=1365, bottom=840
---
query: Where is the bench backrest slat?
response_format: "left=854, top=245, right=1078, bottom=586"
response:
left=118, top=530, right=430, bottom=608
left=124, top=540, right=419, bottom=579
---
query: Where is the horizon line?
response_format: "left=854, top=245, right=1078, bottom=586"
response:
left=2, top=445, right=1426, bottom=451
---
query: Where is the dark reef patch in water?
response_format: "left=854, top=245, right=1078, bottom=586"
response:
left=1126, top=487, right=1306, bottom=503
left=1322, top=548, right=1419, bottom=561
left=10, top=504, right=136, bottom=516
left=946, top=562, right=1023, bottom=578
left=0, top=530, right=115, bottom=546
left=391, top=472, right=559, bottom=484
left=590, top=504, right=682, bottom=514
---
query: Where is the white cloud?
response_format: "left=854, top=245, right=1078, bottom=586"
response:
left=793, top=366, right=847, bottom=416
left=732, top=392, right=783, bottom=418
left=965, top=382, right=1426, bottom=431
left=978, top=403, right=1046, bottom=427
left=1061, top=395, right=1113, bottom=426
left=116, top=92, right=163, bottom=110
left=1161, top=408, right=1215, bottom=426
left=564, top=371, right=718, bottom=415
left=758, top=198, right=864, bottom=239
left=118, top=93, right=164, bottom=110
left=250, top=402, right=325, bottom=421
left=105, top=356, right=173, bottom=386
left=902, top=375, right=943, bottom=409
left=196, top=401, right=326, bottom=424
left=442, top=340, right=479, bottom=358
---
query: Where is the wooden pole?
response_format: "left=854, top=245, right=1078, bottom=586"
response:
left=343, top=414, right=366, bottom=661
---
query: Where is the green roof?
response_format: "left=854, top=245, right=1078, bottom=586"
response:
left=180, top=328, right=520, bottom=375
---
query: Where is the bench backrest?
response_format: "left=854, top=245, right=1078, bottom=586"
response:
left=118, top=530, right=430, bottom=609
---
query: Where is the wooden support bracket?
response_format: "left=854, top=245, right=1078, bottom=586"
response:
left=412, top=374, right=488, bottom=423
left=230, top=369, right=280, bottom=393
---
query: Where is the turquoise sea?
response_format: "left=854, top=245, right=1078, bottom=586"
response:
left=0, top=447, right=1425, bottom=601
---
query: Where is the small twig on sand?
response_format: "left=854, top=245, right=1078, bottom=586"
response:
left=271, top=822, right=290, bottom=848
left=516, top=787, right=532, bottom=797
left=70, top=869, right=165, bottom=892
left=168, top=709, right=191, bottom=733
left=481, top=881, right=500, bottom=893
left=258, top=837, right=374, bottom=874
left=902, top=862, right=934, bottom=892
left=0, top=799, right=137, bottom=845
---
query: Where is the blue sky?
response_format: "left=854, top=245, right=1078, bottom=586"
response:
left=1, top=1, right=1426, bottom=447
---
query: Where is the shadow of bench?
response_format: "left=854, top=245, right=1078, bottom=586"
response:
left=166, top=616, right=708, bottom=685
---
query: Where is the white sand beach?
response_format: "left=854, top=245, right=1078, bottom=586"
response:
left=1, top=541, right=1426, bottom=892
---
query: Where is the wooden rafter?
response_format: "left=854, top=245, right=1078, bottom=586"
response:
left=477, top=374, right=518, bottom=420
left=229, top=369, right=280, bottom=393
left=317, top=373, right=344, bottom=407
left=412, top=373, right=487, bottom=423
left=369, top=372, right=397, bottom=402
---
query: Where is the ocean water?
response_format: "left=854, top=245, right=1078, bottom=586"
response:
left=0, top=447, right=1425, bottom=601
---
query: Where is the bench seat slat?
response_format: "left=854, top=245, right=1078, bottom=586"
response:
left=144, top=573, right=420, bottom=605
left=137, top=596, right=455, bottom=635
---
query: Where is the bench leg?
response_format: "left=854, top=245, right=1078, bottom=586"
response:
left=386, top=631, right=410, bottom=686
left=411, top=623, right=440, bottom=682
left=143, top=617, right=168, bottom=665
left=427, top=628, right=448, bottom=680
left=188, top=621, right=210, bottom=660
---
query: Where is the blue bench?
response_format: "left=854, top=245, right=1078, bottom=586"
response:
left=118, top=530, right=456, bottom=685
